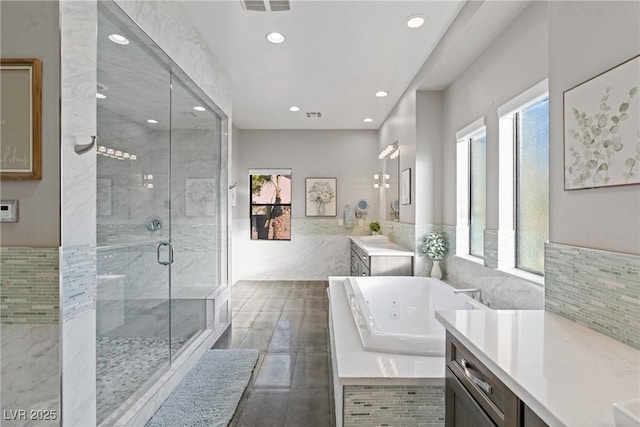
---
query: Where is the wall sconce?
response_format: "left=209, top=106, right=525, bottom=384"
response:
left=143, top=174, right=154, bottom=189
left=379, top=141, right=399, bottom=160
left=97, top=145, right=137, bottom=161
left=374, top=173, right=390, bottom=188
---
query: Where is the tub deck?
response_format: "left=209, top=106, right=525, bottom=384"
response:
left=328, top=276, right=447, bottom=427
left=329, top=277, right=446, bottom=384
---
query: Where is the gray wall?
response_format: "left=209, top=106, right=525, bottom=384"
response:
left=378, top=91, right=417, bottom=224
left=0, top=1, right=60, bottom=247
left=233, top=129, right=379, bottom=281
left=548, top=1, right=640, bottom=254
left=234, top=129, right=379, bottom=220
left=416, top=91, right=444, bottom=226
left=441, top=1, right=548, bottom=229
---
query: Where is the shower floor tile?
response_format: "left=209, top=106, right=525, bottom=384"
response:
left=96, top=336, right=187, bottom=424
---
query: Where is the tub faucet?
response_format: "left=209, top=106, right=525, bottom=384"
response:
left=453, top=288, right=482, bottom=301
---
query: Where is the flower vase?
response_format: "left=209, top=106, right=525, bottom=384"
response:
left=315, top=203, right=325, bottom=216
left=431, top=260, right=442, bottom=279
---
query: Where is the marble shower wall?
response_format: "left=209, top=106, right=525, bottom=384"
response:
left=97, top=110, right=222, bottom=294
left=171, top=127, right=222, bottom=294
left=60, top=0, right=98, bottom=424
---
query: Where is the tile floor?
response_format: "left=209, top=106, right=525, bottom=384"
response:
left=214, top=280, right=333, bottom=427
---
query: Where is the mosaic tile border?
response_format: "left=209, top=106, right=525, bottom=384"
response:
left=484, top=229, right=499, bottom=269
left=545, top=242, right=640, bottom=349
left=0, top=247, right=60, bottom=324
left=343, top=384, right=445, bottom=427
left=61, top=244, right=97, bottom=321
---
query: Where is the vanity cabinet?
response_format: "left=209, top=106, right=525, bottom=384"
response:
left=349, top=240, right=413, bottom=276
left=445, top=333, right=548, bottom=427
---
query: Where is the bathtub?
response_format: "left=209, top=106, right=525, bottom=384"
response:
left=344, top=276, right=486, bottom=356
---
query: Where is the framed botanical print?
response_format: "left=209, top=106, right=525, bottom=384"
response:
left=305, top=177, right=337, bottom=217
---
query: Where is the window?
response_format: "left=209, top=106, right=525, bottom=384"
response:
left=515, top=98, right=549, bottom=274
left=469, top=132, right=486, bottom=258
left=455, top=118, right=486, bottom=260
left=250, top=169, right=291, bottom=240
left=497, top=79, right=549, bottom=279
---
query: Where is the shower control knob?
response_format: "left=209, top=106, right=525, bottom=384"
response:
left=146, top=216, right=162, bottom=231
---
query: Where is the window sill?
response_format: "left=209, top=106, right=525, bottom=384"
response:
left=453, top=254, right=545, bottom=286
left=454, top=254, right=485, bottom=266
left=496, top=267, right=544, bottom=286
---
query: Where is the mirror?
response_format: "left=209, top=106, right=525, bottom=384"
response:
left=355, top=199, right=369, bottom=218
left=385, top=154, right=399, bottom=221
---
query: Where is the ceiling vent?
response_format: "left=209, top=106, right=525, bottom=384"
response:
left=306, top=112, right=322, bottom=118
left=241, top=0, right=290, bottom=12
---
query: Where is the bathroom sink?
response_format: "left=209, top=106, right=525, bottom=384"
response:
left=360, top=235, right=389, bottom=243
left=614, top=399, right=640, bottom=427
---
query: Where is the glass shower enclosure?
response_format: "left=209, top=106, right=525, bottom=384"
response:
left=95, top=4, right=224, bottom=424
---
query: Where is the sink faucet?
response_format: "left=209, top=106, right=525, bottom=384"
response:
left=453, top=288, right=482, bottom=301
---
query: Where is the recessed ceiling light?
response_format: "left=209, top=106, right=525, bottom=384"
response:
left=96, top=93, right=106, bottom=99
left=193, top=106, right=206, bottom=112
left=266, top=32, right=285, bottom=44
left=147, top=119, right=158, bottom=124
left=108, top=34, right=130, bottom=45
left=363, top=118, right=374, bottom=123
left=289, top=106, right=300, bottom=112
left=406, top=15, right=425, bottom=29
left=376, top=91, right=389, bottom=97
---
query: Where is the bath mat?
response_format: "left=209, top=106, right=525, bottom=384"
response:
left=146, top=349, right=259, bottom=427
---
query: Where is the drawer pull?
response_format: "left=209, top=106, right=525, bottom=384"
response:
left=461, top=358, right=492, bottom=395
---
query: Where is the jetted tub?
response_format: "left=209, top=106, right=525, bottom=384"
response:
left=344, top=276, right=486, bottom=356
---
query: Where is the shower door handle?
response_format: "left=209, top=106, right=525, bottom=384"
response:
left=157, top=241, right=172, bottom=266
left=168, top=242, right=175, bottom=265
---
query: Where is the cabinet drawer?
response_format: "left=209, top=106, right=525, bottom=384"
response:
left=446, top=367, right=497, bottom=427
left=446, top=333, right=519, bottom=427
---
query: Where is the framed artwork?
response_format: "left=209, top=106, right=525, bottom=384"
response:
left=564, top=55, right=639, bottom=190
left=305, top=177, right=337, bottom=217
left=185, top=178, right=216, bottom=217
left=250, top=170, right=291, bottom=240
left=0, top=58, right=42, bottom=180
left=400, top=168, right=411, bottom=205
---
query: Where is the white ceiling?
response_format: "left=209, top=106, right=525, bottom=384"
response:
left=181, top=0, right=466, bottom=130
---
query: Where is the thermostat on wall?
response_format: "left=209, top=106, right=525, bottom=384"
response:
left=0, top=201, right=18, bottom=222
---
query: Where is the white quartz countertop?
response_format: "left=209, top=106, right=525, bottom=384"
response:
left=350, top=236, right=414, bottom=257
left=328, top=278, right=445, bottom=384
left=435, top=310, right=640, bottom=427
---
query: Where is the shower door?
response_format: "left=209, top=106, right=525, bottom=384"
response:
left=96, top=2, right=224, bottom=423
left=96, top=6, right=172, bottom=424
left=168, top=77, right=221, bottom=359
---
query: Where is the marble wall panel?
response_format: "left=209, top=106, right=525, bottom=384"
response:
left=113, top=0, right=232, bottom=117
left=0, top=324, right=59, bottom=427
left=439, top=226, right=544, bottom=309
left=61, top=310, right=96, bottom=427
left=233, top=218, right=372, bottom=281
left=60, top=0, right=96, bottom=249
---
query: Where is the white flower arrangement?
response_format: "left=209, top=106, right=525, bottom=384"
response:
left=307, top=181, right=335, bottom=207
left=421, top=232, right=449, bottom=261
